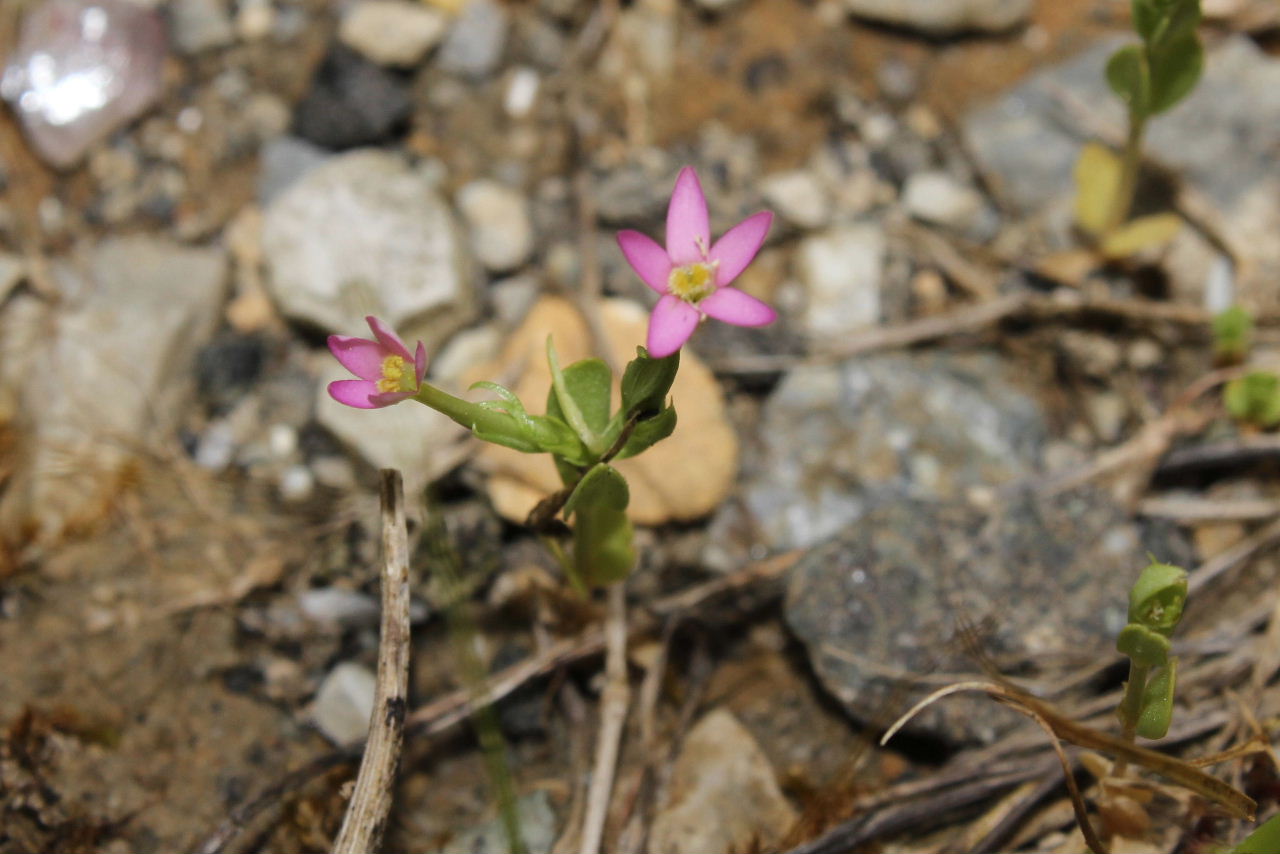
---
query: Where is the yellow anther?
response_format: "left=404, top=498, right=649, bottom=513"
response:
left=377, top=354, right=410, bottom=393
left=668, top=262, right=717, bottom=303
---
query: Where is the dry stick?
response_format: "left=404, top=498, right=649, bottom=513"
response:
left=332, top=470, right=412, bottom=854
left=580, top=584, right=630, bottom=854
left=1187, top=515, right=1280, bottom=596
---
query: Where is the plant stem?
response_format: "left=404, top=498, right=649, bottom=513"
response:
left=1113, top=659, right=1151, bottom=777
left=1108, top=110, right=1147, bottom=233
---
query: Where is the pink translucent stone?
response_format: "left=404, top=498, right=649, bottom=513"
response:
left=1, top=0, right=166, bottom=168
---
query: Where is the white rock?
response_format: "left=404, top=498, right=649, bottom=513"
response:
left=262, top=150, right=475, bottom=335
left=692, top=0, right=744, bottom=10
left=456, top=179, right=534, bottom=273
left=169, top=0, right=235, bottom=54
left=759, top=170, right=831, bottom=230
left=503, top=66, right=540, bottom=118
left=798, top=224, right=885, bottom=337
left=311, top=662, right=376, bottom=744
left=278, top=464, right=314, bottom=502
left=298, top=588, right=379, bottom=626
left=339, top=0, right=448, bottom=67
left=841, top=0, right=1031, bottom=34
left=902, top=170, right=983, bottom=230
left=649, top=710, right=796, bottom=854
left=0, top=238, right=227, bottom=541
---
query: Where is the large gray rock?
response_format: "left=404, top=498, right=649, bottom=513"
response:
left=0, top=238, right=227, bottom=541
left=785, top=489, right=1193, bottom=743
left=262, top=150, right=475, bottom=336
left=965, top=36, right=1280, bottom=214
left=841, top=0, right=1031, bottom=35
left=735, top=353, right=1047, bottom=553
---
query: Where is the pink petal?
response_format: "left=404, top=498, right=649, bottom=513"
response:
left=699, top=287, right=777, bottom=327
left=709, top=211, right=772, bottom=288
left=665, top=167, right=710, bottom=266
left=647, top=294, right=701, bottom=358
left=328, top=335, right=386, bottom=381
left=328, top=379, right=382, bottom=409
left=369, top=390, right=416, bottom=407
left=414, top=342, right=428, bottom=385
left=617, top=230, right=673, bottom=294
left=365, top=316, right=413, bottom=361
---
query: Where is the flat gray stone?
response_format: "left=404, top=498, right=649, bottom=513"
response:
left=0, top=237, right=227, bottom=540
left=739, top=353, right=1047, bottom=552
left=784, top=489, right=1193, bottom=742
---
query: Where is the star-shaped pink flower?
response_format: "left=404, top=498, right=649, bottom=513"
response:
left=617, top=166, right=776, bottom=358
left=328, top=316, right=427, bottom=409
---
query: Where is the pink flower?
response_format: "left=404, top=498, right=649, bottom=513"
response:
left=617, top=166, right=776, bottom=358
left=327, top=316, right=427, bottom=409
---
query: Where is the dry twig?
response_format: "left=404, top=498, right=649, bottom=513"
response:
left=580, top=584, right=630, bottom=854
left=331, top=470, right=412, bottom=854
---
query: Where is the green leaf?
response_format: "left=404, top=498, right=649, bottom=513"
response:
left=1128, top=559, right=1188, bottom=635
left=1099, top=212, right=1183, bottom=258
left=1231, top=814, right=1280, bottom=854
left=1116, top=623, right=1171, bottom=668
left=527, top=415, right=592, bottom=465
left=1107, top=44, right=1150, bottom=117
left=1148, top=30, right=1203, bottom=115
left=1136, top=658, right=1177, bottom=739
left=1074, top=142, right=1125, bottom=237
left=564, top=464, right=635, bottom=586
left=1132, top=0, right=1162, bottom=41
left=1213, top=305, right=1254, bottom=362
left=546, top=339, right=612, bottom=455
left=614, top=406, right=678, bottom=460
left=1226, top=372, right=1280, bottom=428
left=620, top=347, right=680, bottom=418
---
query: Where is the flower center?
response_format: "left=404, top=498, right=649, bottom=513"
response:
left=668, top=262, right=717, bottom=303
left=376, top=354, right=412, bottom=394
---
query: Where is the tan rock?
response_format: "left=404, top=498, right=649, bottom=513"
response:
left=649, top=709, right=797, bottom=854
left=465, top=297, right=737, bottom=525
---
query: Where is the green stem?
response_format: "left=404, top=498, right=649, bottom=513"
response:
left=1114, top=658, right=1150, bottom=777
left=413, top=382, right=529, bottom=439
left=1108, top=109, right=1147, bottom=233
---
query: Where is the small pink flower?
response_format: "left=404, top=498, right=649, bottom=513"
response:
left=617, top=166, right=776, bottom=358
left=328, top=316, right=427, bottom=409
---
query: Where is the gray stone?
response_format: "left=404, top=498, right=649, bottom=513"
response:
left=438, top=0, right=508, bottom=79
left=798, top=224, right=885, bottom=337
left=298, top=588, right=379, bottom=626
left=169, top=0, right=235, bottom=54
left=292, top=47, right=411, bottom=150
left=262, top=150, right=475, bottom=335
left=760, top=170, right=831, bottom=230
left=841, top=0, right=1031, bottom=34
left=785, top=489, right=1192, bottom=742
left=0, top=238, right=227, bottom=541
left=902, top=170, right=983, bottom=230
left=339, top=0, right=448, bottom=67
left=692, top=0, right=745, bottom=11
left=456, top=179, right=534, bottom=273
left=965, top=36, right=1280, bottom=214
left=311, top=662, right=376, bottom=744
left=738, top=353, right=1047, bottom=553
left=442, top=791, right=557, bottom=854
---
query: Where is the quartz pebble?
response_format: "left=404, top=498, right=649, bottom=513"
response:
left=1, top=0, right=167, bottom=168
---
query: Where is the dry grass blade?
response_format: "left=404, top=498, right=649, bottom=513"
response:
left=881, top=681, right=1256, bottom=822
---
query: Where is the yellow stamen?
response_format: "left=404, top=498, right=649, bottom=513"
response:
left=377, top=354, right=411, bottom=394
left=668, top=262, right=717, bottom=303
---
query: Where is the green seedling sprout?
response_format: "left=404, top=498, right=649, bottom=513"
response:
left=1075, top=0, right=1204, bottom=258
left=1114, top=558, right=1187, bottom=774
left=1225, top=371, right=1280, bottom=430
left=1213, top=305, right=1254, bottom=365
